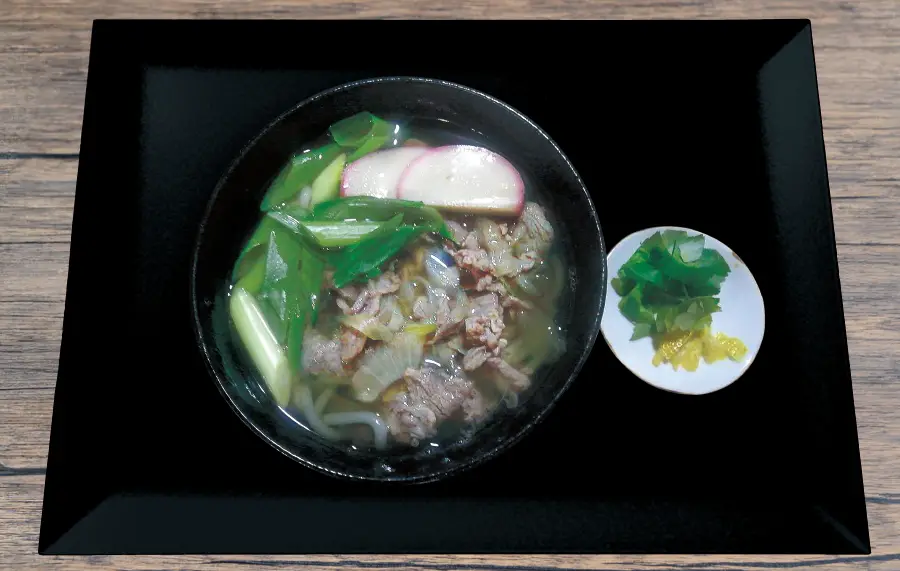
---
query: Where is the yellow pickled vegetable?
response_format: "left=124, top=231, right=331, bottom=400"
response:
left=705, top=332, right=748, bottom=362
left=651, top=327, right=747, bottom=371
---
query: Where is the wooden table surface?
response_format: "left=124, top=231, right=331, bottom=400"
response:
left=2, top=1, right=899, bottom=570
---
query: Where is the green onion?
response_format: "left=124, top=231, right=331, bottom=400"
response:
left=309, top=153, right=346, bottom=207
left=297, top=221, right=383, bottom=247
left=260, top=143, right=344, bottom=212
left=232, top=217, right=280, bottom=282
left=236, top=254, right=266, bottom=296
left=310, top=196, right=454, bottom=241
left=266, top=209, right=382, bottom=248
left=229, top=287, right=292, bottom=407
left=329, top=112, right=394, bottom=162
left=331, top=215, right=427, bottom=288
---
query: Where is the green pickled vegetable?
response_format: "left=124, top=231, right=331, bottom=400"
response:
left=309, top=153, right=346, bottom=206
left=331, top=214, right=426, bottom=288
left=329, top=112, right=394, bottom=161
left=618, top=287, right=654, bottom=326
left=311, top=196, right=453, bottom=241
left=613, top=229, right=731, bottom=340
left=260, top=143, right=344, bottom=211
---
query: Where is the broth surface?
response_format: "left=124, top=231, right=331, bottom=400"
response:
left=215, top=112, right=572, bottom=452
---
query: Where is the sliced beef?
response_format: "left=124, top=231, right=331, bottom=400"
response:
left=386, top=366, right=486, bottom=446
left=474, top=274, right=495, bottom=292
left=434, top=294, right=452, bottom=326
left=301, top=330, right=345, bottom=376
left=446, top=207, right=551, bottom=290
left=464, top=292, right=505, bottom=352
left=449, top=232, right=492, bottom=278
left=462, top=346, right=490, bottom=371
left=500, top=291, right=533, bottom=311
left=461, top=389, right=486, bottom=423
left=334, top=271, right=401, bottom=315
left=432, top=297, right=468, bottom=342
left=386, top=397, right=435, bottom=447
left=339, top=327, right=367, bottom=363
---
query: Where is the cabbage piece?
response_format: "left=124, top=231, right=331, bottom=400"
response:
left=351, top=332, right=424, bottom=402
left=377, top=295, right=406, bottom=331
left=340, top=313, right=395, bottom=342
left=403, top=322, right=437, bottom=339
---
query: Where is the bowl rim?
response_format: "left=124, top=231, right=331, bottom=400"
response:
left=189, top=75, right=607, bottom=483
left=600, top=224, right=766, bottom=396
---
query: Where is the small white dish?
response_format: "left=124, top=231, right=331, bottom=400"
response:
left=600, top=226, right=765, bottom=395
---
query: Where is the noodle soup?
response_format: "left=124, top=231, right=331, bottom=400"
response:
left=216, top=111, right=570, bottom=452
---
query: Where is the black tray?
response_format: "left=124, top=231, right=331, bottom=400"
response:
left=40, top=19, right=869, bottom=555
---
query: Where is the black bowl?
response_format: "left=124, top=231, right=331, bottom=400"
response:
left=191, top=77, right=607, bottom=483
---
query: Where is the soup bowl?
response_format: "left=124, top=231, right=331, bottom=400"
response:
left=191, top=77, right=606, bottom=483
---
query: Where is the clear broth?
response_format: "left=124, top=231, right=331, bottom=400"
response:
left=213, top=114, right=574, bottom=453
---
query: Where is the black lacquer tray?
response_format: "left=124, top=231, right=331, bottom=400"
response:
left=39, top=19, right=869, bottom=555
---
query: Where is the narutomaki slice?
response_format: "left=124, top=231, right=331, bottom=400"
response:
left=397, top=145, right=525, bottom=216
left=340, top=147, right=429, bottom=199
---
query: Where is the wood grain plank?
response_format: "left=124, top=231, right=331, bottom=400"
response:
left=2, top=1, right=900, bottom=154
left=2, top=0, right=900, bottom=569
